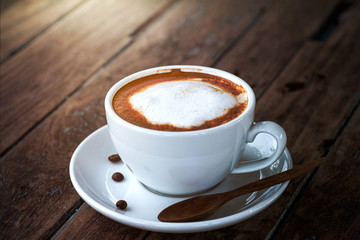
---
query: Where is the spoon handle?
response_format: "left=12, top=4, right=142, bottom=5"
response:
left=226, top=157, right=326, bottom=200
left=158, top=157, right=326, bottom=222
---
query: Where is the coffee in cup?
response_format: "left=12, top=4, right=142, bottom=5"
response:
left=112, top=69, right=248, bottom=131
left=105, top=65, right=287, bottom=195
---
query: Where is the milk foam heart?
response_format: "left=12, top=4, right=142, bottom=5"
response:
left=129, top=80, right=246, bottom=128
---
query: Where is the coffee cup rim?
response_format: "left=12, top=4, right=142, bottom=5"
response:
left=105, top=65, right=255, bottom=136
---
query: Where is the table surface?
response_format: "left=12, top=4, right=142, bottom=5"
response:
left=1, top=0, right=359, bottom=239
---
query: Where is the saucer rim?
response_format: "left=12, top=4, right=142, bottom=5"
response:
left=69, top=125, right=292, bottom=233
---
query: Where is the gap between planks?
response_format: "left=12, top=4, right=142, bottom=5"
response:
left=210, top=8, right=265, bottom=67
left=129, top=0, right=180, bottom=38
left=264, top=95, right=360, bottom=240
left=50, top=201, right=86, bottom=240
left=311, top=0, right=352, bottom=42
left=38, top=1, right=180, bottom=238
left=255, top=0, right=353, bottom=100
left=47, top=1, right=349, bottom=236
left=47, top=4, right=266, bottom=238
left=0, top=0, right=88, bottom=65
left=264, top=1, right=359, bottom=238
left=143, top=1, right=358, bottom=238
left=0, top=1, right=178, bottom=159
left=0, top=39, right=132, bottom=160
left=47, top=0, right=356, bottom=237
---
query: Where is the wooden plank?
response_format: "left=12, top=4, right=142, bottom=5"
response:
left=0, top=81, right=109, bottom=239
left=54, top=0, right=346, bottom=239
left=276, top=107, right=360, bottom=239
left=0, top=0, right=174, bottom=239
left=146, top=1, right=360, bottom=239
left=100, top=0, right=263, bottom=72
left=0, top=0, right=86, bottom=61
left=0, top=0, right=172, bottom=154
left=1, top=0, right=357, bottom=239
left=55, top=0, right=346, bottom=238
left=0, top=0, right=263, bottom=239
left=216, top=3, right=360, bottom=239
left=274, top=5, right=360, bottom=239
left=53, top=204, right=148, bottom=239
left=215, top=0, right=342, bottom=98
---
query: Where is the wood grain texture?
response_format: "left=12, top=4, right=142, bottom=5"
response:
left=53, top=204, right=147, bottom=240
left=274, top=4, right=360, bottom=239
left=1, top=0, right=359, bottom=239
left=56, top=0, right=346, bottom=238
left=108, top=0, right=262, bottom=70
left=0, top=83, right=110, bottom=239
left=215, top=0, right=340, bottom=97
left=276, top=106, right=360, bottom=239
left=146, top=0, right=360, bottom=239
left=0, top=0, right=86, bottom=61
left=0, top=0, right=171, bottom=154
left=0, top=0, right=173, bottom=239
left=55, top=0, right=344, bottom=238
left=42, top=0, right=264, bottom=238
left=227, top=2, right=360, bottom=238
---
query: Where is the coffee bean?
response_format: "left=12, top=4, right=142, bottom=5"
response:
left=112, top=172, right=124, bottom=182
left=116, top=200, right=127, bottom=210
left=108, top=154, right=121, bottom=162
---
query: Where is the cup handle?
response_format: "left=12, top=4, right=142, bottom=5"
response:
left=232, top=121, right=287, bottom=173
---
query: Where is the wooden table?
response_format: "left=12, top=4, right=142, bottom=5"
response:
left=1, top=0, right=359, bottom=239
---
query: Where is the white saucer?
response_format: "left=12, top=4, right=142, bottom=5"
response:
left=69, top=126, right=292, bottom=233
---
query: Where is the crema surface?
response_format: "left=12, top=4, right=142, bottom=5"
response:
left=112, top=69, right=248, bottom=131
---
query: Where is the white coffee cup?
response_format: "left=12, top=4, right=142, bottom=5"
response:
left=105, top=65, right=286, bottom=195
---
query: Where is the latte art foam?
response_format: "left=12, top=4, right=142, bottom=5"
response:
left=130, top=80, right=246, bottom=128
left=112, top=69, right=248, bottom=131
